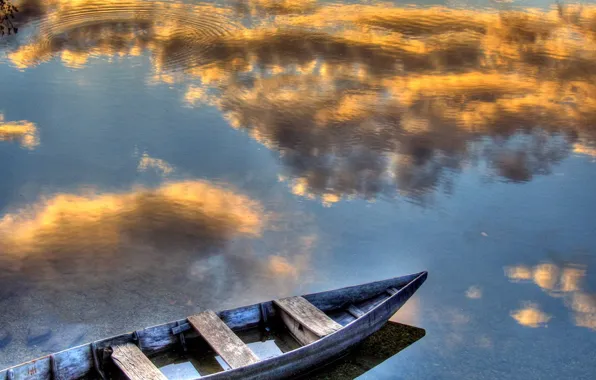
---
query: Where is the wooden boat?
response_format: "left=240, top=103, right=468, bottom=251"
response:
left=0, top=271, right=427, bottom=380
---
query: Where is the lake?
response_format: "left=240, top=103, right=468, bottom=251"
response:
left=1, top=0, right=595, bottom=378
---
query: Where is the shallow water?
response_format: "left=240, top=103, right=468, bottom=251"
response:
left=1, top=0, right=596, bottom=378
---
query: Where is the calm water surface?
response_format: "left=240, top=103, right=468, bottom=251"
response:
left=1, top=0, right=596, bottom=378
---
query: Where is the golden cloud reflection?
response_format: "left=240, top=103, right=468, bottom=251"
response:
left=505, top=262, right=595, bottom=330
left=6, top=1, right=596, bottom=204
left=505, top=263, right=585, bottom=294
left=573, top=143, right=596, bottom=158
left=465, top=285, right=482, bottom=299
left=0, top=180, right=319, bottom=331
left=0, top=180, right=263, bottom=256
left=233, top=0, right=317, bottom=16
left=510, top=303, right=551, bottom=328
left=9, top=0, right=243, bottom=70
left=0, top=178, right=318, bottom=312
left=0, top=114, right=39, bottom=149
left=137, top=152, right=174, bottom=176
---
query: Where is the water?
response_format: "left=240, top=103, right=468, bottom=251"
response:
left=1, top=0, right=596, bottom=378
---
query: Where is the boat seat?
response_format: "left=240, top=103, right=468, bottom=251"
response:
left=188, top=310, right=260, bottom=369
left=111, top=343, right=167, bottom=380
left=274, top=296, right=343, bottom=345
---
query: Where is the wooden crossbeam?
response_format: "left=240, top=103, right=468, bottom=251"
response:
left=346, top=304, right=365, bottom=318
left=274, top=296, right=342, bottom=345
left=111, top=344, right=166, bottom=380
left=188, top=310, right=260, bottom=369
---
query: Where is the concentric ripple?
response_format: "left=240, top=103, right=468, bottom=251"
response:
left=7, top=0, right=243, bottom=72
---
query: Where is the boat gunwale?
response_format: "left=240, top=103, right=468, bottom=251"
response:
left=0, top=271, right=427, bottom=379
left=199, top=270, right=427, bottom=378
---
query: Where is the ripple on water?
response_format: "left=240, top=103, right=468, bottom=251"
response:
left=6, top=0, right=244, bottom=73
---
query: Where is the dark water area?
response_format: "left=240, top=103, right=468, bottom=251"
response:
left=1, top=0, right=596, bottom=378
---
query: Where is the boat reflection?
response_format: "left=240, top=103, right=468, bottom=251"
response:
left=299, top=321, right=425, bottom=379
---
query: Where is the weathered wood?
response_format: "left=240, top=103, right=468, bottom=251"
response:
left=1, top=272, right=427, bottom=380
left=218, top=304, right=262, bottom=331
left=346, top=304, right=365, bottom=318
left=259, top=303, right=269, bottom=325
left=175, top=321, right=188, bottom=352
left=50, top=355, right=57, bottom=379
left=135, top=324, right=177, bottom=354
left=278, top=308, right=322, bottom=345
left=188, top=310, right=260, bottom=369
left=91, top=342, right=106, bottom=380
left=358, top=293, right=391, bottom=314
left=92, top=332, right=135, bottom=351
left=274, top=297, right=342, bottom=339
left=95, top=323, right=180, bottom=357
left=111, top=344, right=166, bottom=380
left=328, top=310, right=356, bottom=326
left=200, top=272, right=428, bottom=379
left=132, top=331, right=142, bottom=350
left=171, top=323, right=191, bottom=335
left=0, top=356, right=51, bottom=380
left=303, top=272, right=423, bottom=311
left=52, top=344, right=95, bottom=379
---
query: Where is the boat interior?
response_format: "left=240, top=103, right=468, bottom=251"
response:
left=1, top=273, right=424, bottom=380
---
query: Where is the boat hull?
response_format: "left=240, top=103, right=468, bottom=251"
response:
left=0, top=271, right=427, bottom=380
left=204, top=271, right=427, bottom=379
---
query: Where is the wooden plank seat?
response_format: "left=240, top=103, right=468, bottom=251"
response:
left=111, top=343, right=167, bottom=380
left=188, top=310, right=260, bottom=369
left=347, top=304, right=365, bottom=318
left=274, top=296, right=342, bottom=345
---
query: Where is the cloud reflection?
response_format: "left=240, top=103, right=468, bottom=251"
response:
left=0, top=178, right=317, bottom=365
left=505, top=262, right=595, bottom=330
left=510, top=303, right=551, bottom=328
left=232, top=0, right=317, bottom=16
left=465, top=285, right=482, bottom=299
left=573, top=143, right=596, bottom=158
left=0, top=180, right=263, bottom=256
left=0, top=113, right=39, bottom=149
left=137, top=152, right=174, bottom=176
left=8, top=0, right=243, bottom=70
left=0, top=178, right=317, bottom=322
left=5, top=1, right=596, bottom=204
